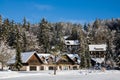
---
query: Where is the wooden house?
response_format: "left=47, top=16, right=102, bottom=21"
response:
left=56, top=54, right=80, bottom=70
left=8, top=51, right=43, bottom=71
left=88, top=44, right=107, bottom=67
left=8, top=52, right=80, bottom=71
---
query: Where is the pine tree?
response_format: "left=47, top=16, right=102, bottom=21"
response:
left=53, top=23, right=64, bottom=51
left=3, top=18, right=10, bottom=27
left=22, top=32, right=27, bottom=52
left=2, top=19, right=10, bottom=40
left=38, top=18, right=51, bottom=53
left=0, top=15, right=2, bottom=40
left=114, top=31, right=120, bottom=67
left=79, top=27, right=87, bottom=68
left=15, top=42, right=22, bottom=71
left=22, top=17, right=28, bottom=31
left=27, top=22, right=30, bottom=31
left=14, top=27, right=22, bottom=71
left=71, top=27, right=78, bottom=40
left=93, top=19, right=100, bottom=29
left=0, top=15, right=2, bottom=26
left=7, top=20, right=16, bottom=48
left=79, top=26, right=91, bottom=68
left=84, top=23, right=88, bottom=32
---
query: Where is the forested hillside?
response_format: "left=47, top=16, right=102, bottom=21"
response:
left=0, top=15, right=120, bottom=68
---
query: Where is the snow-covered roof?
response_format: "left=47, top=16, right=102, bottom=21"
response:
left=37, top=53, right=53, bottom=64
left=37, top=53, right=81, bottom=64
left=91, top=58, right=104, bottom=63
left=56, top=55, right=61, bottom=62
left=8, top=52, right=81, bottom=65
left=66, top=54, right=81, bottom=64
left=37, top=54, right=51, bottom=58
left=89, top=44, right=107, bottom=51
left=8, top=51, right=36, bottom=64
left=63, top=36, right=70, bottom=40
left=65, top=40, right=80, bottom=45
left=21, top=51, right=36, bottom=63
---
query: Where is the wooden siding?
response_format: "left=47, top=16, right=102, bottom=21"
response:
left=27, top=54, right=42, bottom=65
left=57, top=55, right=74, bottom=65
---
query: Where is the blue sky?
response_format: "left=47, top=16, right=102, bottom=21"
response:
left=0, top=0, right=120, bottom=24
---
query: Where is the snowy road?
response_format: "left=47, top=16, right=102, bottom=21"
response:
left=0, top=70, right=120, bottom=80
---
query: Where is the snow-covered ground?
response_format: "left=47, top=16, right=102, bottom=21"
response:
left=0, top=70, right=120, bottom=80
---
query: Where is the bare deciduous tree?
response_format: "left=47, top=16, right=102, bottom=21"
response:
left=0, top=41, right=15, bottom=70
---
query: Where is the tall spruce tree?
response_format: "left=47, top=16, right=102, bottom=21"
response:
left=0, top=15, right=2, bottom=40
left=22, top=32, right=27, bottom=52
left=71, top=27, right=78, bottom=40
left=27, top=22, right=30, bottom=31
left=7, top=20, right=16, bottom=47
left=54, top=23, right=64, bottom=51
left=22, top=17, right=28, bottom=31
left=84, top=23, right=88, bottom=32
left=79, top=26, right=91, bottom=68
left=79, top=27, right=87, bottom=68
left=38, top=18, right=51, bottom=53
left=0, top=15, right=2, bottom=26
left=114, top=31, right=120, bottom=67
left=2, top=19, right=10, bottom=40
left=14, top=26, right=22, bottom=71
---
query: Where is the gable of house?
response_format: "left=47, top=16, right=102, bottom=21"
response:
left=47, top=56, right=54, bottom=64
left=27, top=53, right=43, bottom=65
left=57, top=55, right=75, bottom=65
left=66, top=54, right=81, bottom=64
left=8, top=51, right=43, bottom=65
left=37, top=53, right=53, bottom=64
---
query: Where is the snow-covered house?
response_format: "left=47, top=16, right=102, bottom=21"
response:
left=64, top=36, right=80, bottom=54
left=65, top=40, right=80, bottom=46
left=0, top=62, right=2, bottom=70
left=53, top=53, right=80, bottom=70
left=37, top=53, right=54, bottom=70
left=8, top=51, right=80, bottom=71
left=37, top=53, right=80, bottom=70
left=57, top=54, right=80, bottom=70
left=8, top=51, right=43, bottom=71
left=88, top=44, right=107, bottom=67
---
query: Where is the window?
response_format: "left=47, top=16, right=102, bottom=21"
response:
left=49, top=66, right=54, bottom=70
left=30, top=66, right=36, bottom=71
left=40, top=66, right=44, bottom=70
left=73, top=66, right=78, bottom=70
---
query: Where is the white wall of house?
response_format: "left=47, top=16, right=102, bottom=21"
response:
left=0, top=62, right=2, bottom=69
left=26, top=66, right=30, bottom=71
left=37, top=66, right=39, bottom=71
left=21, top=65, right=80, bottom=71
left=89, top=44, right=107, bottom=51
left=65, top=40, right=79, bottom=45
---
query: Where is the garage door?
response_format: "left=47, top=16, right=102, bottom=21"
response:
left=30, top=66, right=37, bottom=71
